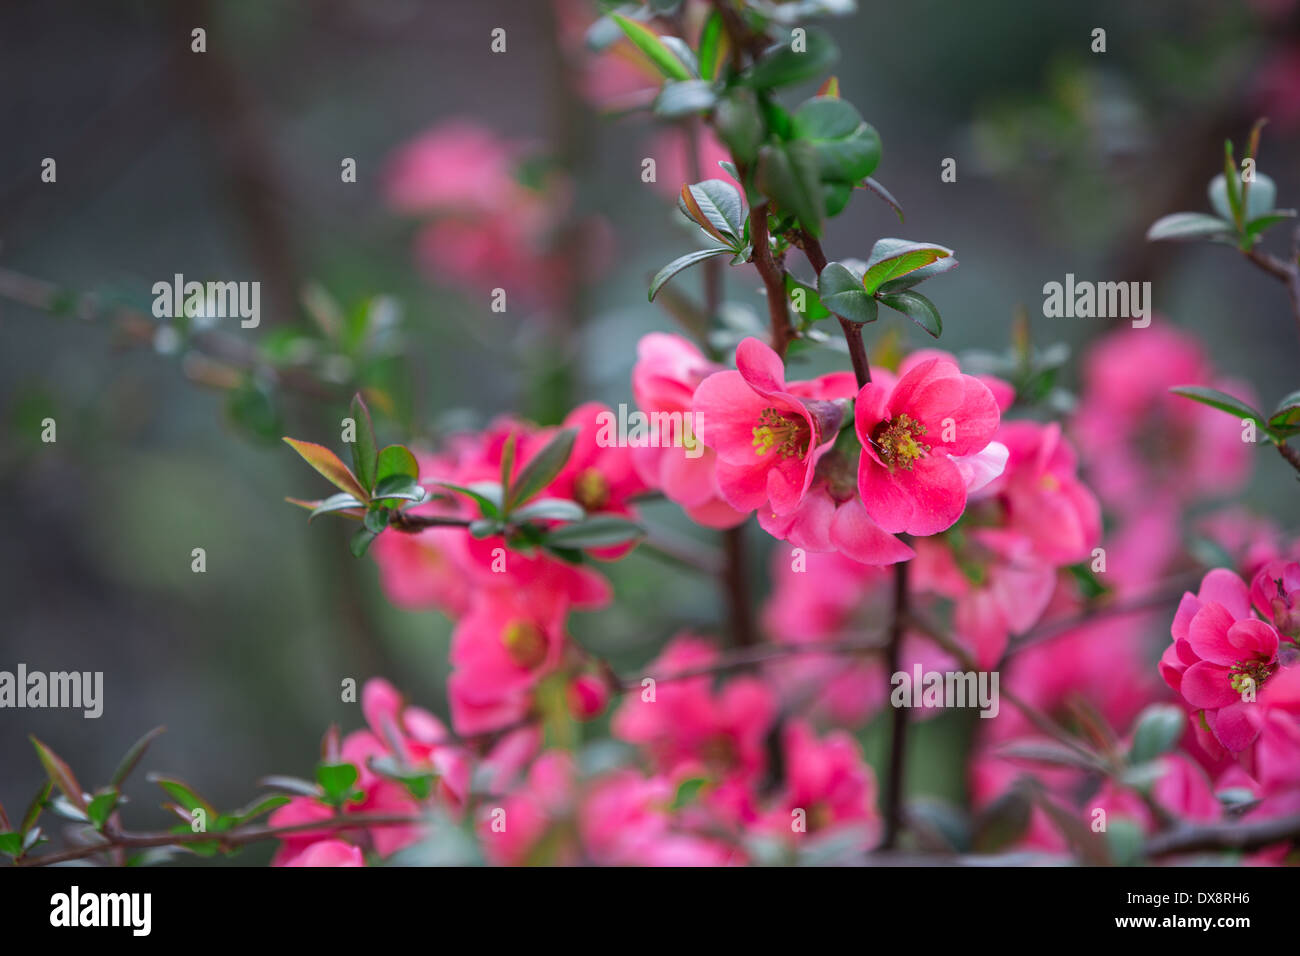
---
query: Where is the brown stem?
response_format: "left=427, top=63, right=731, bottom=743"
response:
left=1277, top=439, right=1300, bottom=476
left=799, top=233, right=872, bottom=387
left=721, top=525, right=758, bottom=647
left=749, top=204, right=794, bottom=358
left=1144, top=813, right=1300, bottom=857
left=1241, top=223, right=1300, bottom=347
left=880, top=558, right=910, bottom=850
left=14, top=812, right=426, bottom=868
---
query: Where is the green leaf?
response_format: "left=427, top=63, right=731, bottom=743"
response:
left=786, top=273, right=830, bottom=323
left=659, top=36, right=699, bottom=78
left=316, top=763, right=360, bottom=804
left=371, top=476, right=426, bottom=502
left=610, top=13, right=692, bottom=81
left=670, top=776, right=709, bottom=810
left=649, top=246, right=734, bottom=301
left=791, top=96, right=881, bottom=183
left=309, top=492, right=366, bottom=521
left=111, top=725, right=166, bottom=788
left=363, top=507, right=390, bottom=534
left=1245, top=209, right=1298, bottom=241
left=876, top=256, right=958, bottom=293
left=375, top=444, right=419, bottom=484
left=679, top=179, right=745, bottom=245
left=756, top=140, right=824, bottom=236
left=20, top=781, right=51, bottom=835
left=860, top=239, right=953, bottom=295
left=258, top=775, right=321, bottom=797
left=0, top=832, right=23, bottom=857
left=654, top=79, right=717, bottom=119
left=748, top=28, right=838, bottom=89
left=543, top=515, right=646, bottom=550
left=878, top=289, right=942, bottom=338
left=30, top=737, right=85, bottom=811
left=1128, top=704, right=1185, bottom=765
left=1105, top=818, right=1145, bottom=867
left=715, top=88, right=765, bottom=164
left=350, top=526, right=378, bottom=557
left=817, top=262, right=878, bottom=323
left=1145, top=212, right=1235, bottom=242
left=1211, top=170, right=1276, bottom=223
left=507, top=427, right=579, bottom=512
left=860, top=177, right=904, bottom=222
left=1269, top=389, right=1300, bottom=435
left=224, top=794, right=291, bottom=827
left=513, top=498, right=586, bottom=522
left=697, top=10, right=726, bottom=80
left=283, top=438, right=370, bottom=502
left=1169, top=385, right=1266, bottom=427
left=147, top=774, right=214, bottom=816
left=433, top=481, right=502, bottom=518
left=349, top=393, right=378, bottom=493
left=86, top=790, right=120, bottom=830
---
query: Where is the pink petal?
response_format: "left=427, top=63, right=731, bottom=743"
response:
left=829, top=498, right=914, bottom=565
left=1179, top=661, right=1240, bottom=709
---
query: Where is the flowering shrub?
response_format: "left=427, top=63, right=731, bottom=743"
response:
left=7, top=0, right=1300, bottom=871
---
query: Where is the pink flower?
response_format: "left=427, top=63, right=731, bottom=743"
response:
left=1251, top=560, right=1300, bottom=638
left=382, top=120, right=523, bottom=215
left=631, top=333, right=745, bottom=528
left=283, top=839, right=365, bottom=867
left=579, top=771, right=736, bottom=866
left=757, top=372, right=913, bottom=564
left=761, top=721, right=880, bottom=849
left=449, top=589, right=569, bottom=735
left=1072, top=321, right=1254, bottom=515
left=854, top=355, right=1001, bottom=536
left=1161, top=569, right=1282, bottom=753
left=984, top=421, right=1101, bottom=565
left=694, top=337, right=847, bottom=517
left=612, top=633, right=776, bottom=783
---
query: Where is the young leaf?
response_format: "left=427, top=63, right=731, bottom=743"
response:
left=350, top=526, right=378, bottom=558
left=859, top=176, right=904, bottom=222
left=30, top=737, right=86, bottom=811
left=111, top=725, right=166, bottom=788
left=1269, top=389, right=1300, bottom=435
left=375, top=444, right=420, bottom=485
left=860, top=239, right=953, bottom=295
left=507, top=427, right=579, bottom=512
left=224, top=794, right=291, bottom=827
left=679, top=180, right=745, bottom=246
left=878, top=289, right=943, bottom=338
left=371, top=476, right=425, bottom=502
left=1169, top=385, right=1266, bottom=427
left=610, top=13, right=692, bottom=81
left=283, top=438, right=369, bottom=502
left=86, top=790, right=120, bottom=830
left=147, top=774, right=215, bottom=816
left=433, top=481, right=503, bottom=518
left=876, top=256, right=958, bottom=293
left=349, top=393, right=379, bottom=493
left=649, top=246, right=734, bottom=301
left=316, top=762, right=361, bottom=804
left=1145, top=212, right=1235, bottom=242
left=21, top=781, right=51, bottom=835
left=817, top=262, right=879, bottom=323
left=697, top=10, right=727, bottom=80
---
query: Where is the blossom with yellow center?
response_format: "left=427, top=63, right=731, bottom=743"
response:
left=752, top=408, right=811, bottom=459
left=502, top=620, right=548, bottom=669
left=573, top=467, right=610, bottom=510
left=871, top=413, right=931, bottom=471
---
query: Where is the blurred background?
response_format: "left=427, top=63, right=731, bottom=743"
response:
left=3, top=0, right=1299, bottom=862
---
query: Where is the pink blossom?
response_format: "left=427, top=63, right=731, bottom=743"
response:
left=282, top=839, right=365, bottom=867
left=694, top=337, right=847, bottom=517
left=760, top=721, right=880, bottom=848
left=854, top=355, right=1001, bottom=536
left=1161, top=569, right=1282, bottom=753
left=448, top=589, right=569, bottom=735
left=631, top=333, right=745, bottom=528
left=612, top=633, right=776, bottom=783
left=1251, top=560, right=1300, bottom=638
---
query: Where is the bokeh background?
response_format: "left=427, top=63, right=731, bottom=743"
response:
left=3, top=0, right=1299, bottom=862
